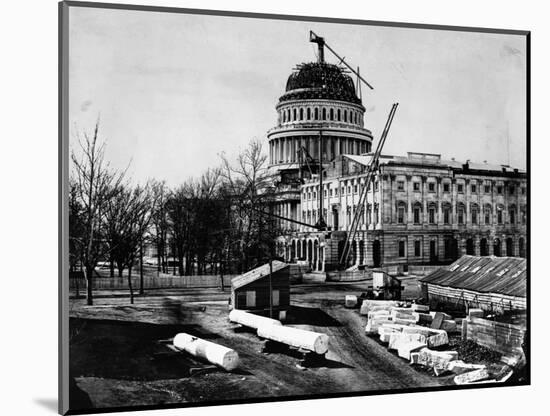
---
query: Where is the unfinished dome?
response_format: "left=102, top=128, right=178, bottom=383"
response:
left=281, top=62, right=362, bottom=105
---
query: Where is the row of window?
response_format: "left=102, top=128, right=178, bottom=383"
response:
left=303, top=180, right=378, bottom=200
left=396, top=237, right=526, bottom=258
left=301, top=204, right=526, bottom=228
left=396, top=180, right=526, bottom=196
left=396, top=204, right=526, bottom=225
left=280, top=105, right=363, bottom=125
left=397, top=240, right=423, bottom=258
left=302, top=179, right=525, bottom=201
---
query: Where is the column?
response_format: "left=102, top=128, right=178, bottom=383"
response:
left=406, top=175, right=412, bottom=225
left=465, top=179, right=470, bottom=227
left=420, top=176, right=429, bottom=226
left=288, top=138, right=293, bottom=162
left=451, top=178, right=457, bottom=225
left=437, top=178, right=443, bottom=225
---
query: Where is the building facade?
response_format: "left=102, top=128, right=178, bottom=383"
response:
left=268, top=52, right=527, bottom=271
left=267, top=59, right=373, bottom=235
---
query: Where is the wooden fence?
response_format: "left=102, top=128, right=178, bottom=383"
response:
left=70, top=274, right=235, bottom=290
left=463, top=316, right=526, bottom=365
left=326, top=269, right=373, bottom=282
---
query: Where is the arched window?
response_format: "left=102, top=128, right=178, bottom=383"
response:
left=471, top=203, right=479, bottom=225
left=397, top=201, right=407, bottom=224
left=307, top=107, right=311, bottom=120
left=509, top=205, right=516, bottom=224
left=282, top=111, right=286, bottom=123
left=497, top=205, right=504, bottom=224
left=442, top=203, right=451, bottom=224
left=428, top=202, right=437, bottom=224
left=457, top=203, right=466, bottom=225
left=344, top=110, right=348, bottom=122
left=494, top=238, right=501, bottom=256
left=322, top=108, right=327, bottom=120
left=314, top=108, right=319, bottom=120
left=300, top=108, right=304, bottom=120
left=480, top=238, right=489, bottom=256
left=484, top=204, right=492, bottom=225
left=398, top=240, right=406, bottom=257
left=329, top=108, right=334, bottom=120
left=413, top=202, right=422, bottom=224
left=287, top=109, right=291, bottom=122
left=337, top=108, right=341, bottom=121
left=506, top=237, right=514, bottom=256
left=466, top=238, right=474, bottom=255
left=293, top=108, right=297, bottom=121
left=366, top=203, right=372, bottom=225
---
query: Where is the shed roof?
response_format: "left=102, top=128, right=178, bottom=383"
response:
left=231, top=260, right=289, bottom=290
left=421, top=255, right=527, bottom=298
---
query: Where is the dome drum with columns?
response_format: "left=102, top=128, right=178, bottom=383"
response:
left=268, top=62, right=373, bottom=170
left=266, top=55, right=373, bottom=235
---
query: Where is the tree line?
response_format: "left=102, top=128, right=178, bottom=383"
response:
left=69, top=121, right=281, bottom=305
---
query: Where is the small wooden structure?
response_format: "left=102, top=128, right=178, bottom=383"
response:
left=230, top=260, right=290, bottom=320
left=372, top=270, right=403, bottom=300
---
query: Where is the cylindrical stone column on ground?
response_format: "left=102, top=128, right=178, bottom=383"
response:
left=173, top=333, right=239, bottom=371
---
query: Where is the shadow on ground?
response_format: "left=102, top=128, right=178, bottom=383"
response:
left=70, top=317, right=222, bottom=382
left=285, top=305, right=342, bottom=327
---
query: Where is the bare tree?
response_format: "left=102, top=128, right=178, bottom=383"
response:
left=70, top=120, right=124, bottom=305
left=220, top=139, right=277, bottom=273
left=165, top=180, right=199, bottom=276
left=103, top=182, right=156, bottom=304
left=150, top=180, right=169, bottom=273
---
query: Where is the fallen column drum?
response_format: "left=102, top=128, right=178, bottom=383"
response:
left=229, top=309, right=282, bottom=330
left=257, top=325, right=329, bottom=355
left=173, top=333, right=239, bottom=371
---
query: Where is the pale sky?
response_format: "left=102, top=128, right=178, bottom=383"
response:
left=69, top=6, right=527, bottom=186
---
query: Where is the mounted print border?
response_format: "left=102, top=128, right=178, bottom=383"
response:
left=59, top=1, right=530, bottom=414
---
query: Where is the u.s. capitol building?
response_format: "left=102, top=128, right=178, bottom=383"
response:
left=266, top=45, right=526, bottom=272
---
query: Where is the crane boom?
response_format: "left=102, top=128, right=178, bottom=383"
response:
left=310, top=30, right=374, bottom=90
left=338, top=103, right=399, bottom=268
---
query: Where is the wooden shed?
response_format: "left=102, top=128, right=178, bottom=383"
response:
left=230, top=260, right=290, bottom=320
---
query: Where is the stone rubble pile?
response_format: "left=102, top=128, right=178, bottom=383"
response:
left=360, top=299, right=490, bottom=385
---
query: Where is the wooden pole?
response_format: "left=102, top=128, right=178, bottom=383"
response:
left=269, top=258, right=273, bottom=319
left=139, top=239, right=144, bottom=295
